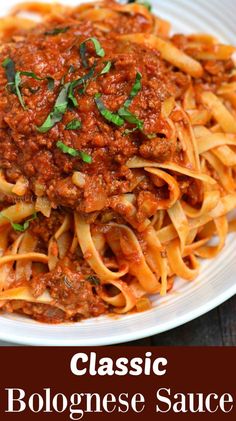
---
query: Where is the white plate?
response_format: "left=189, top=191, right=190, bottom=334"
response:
left=0, top=0, right=236, bottom=346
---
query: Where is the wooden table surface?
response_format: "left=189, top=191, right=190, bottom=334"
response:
left=0, top=294, right=235, bottom=346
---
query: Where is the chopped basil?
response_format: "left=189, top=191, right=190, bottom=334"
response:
left=45, top=26, right=70, bottom=36
left=56, top=140, right=92, bottom=163
left=61, top=65, right=76, bottom=85
left=118, top=106, right=143, bottom=129
left=66, top=118, right=81, bottom=130
left=15, top=72, right=55, bottom=109
left=37, top=83, right=71, bottom=132
left=79, top=150, right=92, bottom=164
left=0, top=212, right=37, bottom=232
left=79, top=37, right=105, bottom=68
left=2, top=58, right=54, bottom=109
left=37, top=66, right=96, bottom=133
left=69, top=65, right=75, bottom=74
left=68, top=66, right=96, bottom=103
left=2, top=57, right=16, bottom=92
left=117, top=71, right=143, bottom=132
left=94, top=93, right=124, bottom=126
left=137, top=0, right=152, bottom=11
left=128, top=0, right=152, bottom=11
left=124, top=71, right=142, bottom=108
left=15, top=71, right=25, bottom=108
left=86, top=275, right=100, bottom=285
left=100, top=61, right=112, bottom=75
left=47, top=77, right=55, bottom=91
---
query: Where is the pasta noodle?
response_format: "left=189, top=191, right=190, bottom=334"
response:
left=0, top=0, right=235, bottom=323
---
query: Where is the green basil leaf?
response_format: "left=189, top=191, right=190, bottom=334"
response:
left=2, top=59, right=54, bottom=108
left=2, top=57, right=16, bottom=91
left=94, top=93, right=124, bottom=126
left=54, top=83, right=70, bottom=114
left=86, top=275, right=100, bottom=285
left=45, top=26, right=70, bottom=36
left=47, top=77, right=55, bottom=91
left=100, top=61, right=112, bottom=75
left=37, top=83, right=70, bottom=132
left=79, top=150, right=92, bottom=164
left=56, top=140, right=92, bottom=163
left=66, top=118, right=81, bottom=130
left=56, top=140, right=78, bottom=157
left=133, top=0, right=152, bottom=11
left=69, top=65, right=75, bottom=74
left=15, top=71, right=25, bottom=109
left=68, top=66, right=95, bottom=103
left=79, top=37, right=105, bottom=68
left=0, top=212, right=37, bottom=232
left=118, top=106, right=143, bottom=129
left=124, top=71, right=142, bottom=108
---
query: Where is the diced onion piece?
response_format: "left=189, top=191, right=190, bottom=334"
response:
left=72, top=171, right=86, bottom=188
left=35, top=196, right=51, bottom=217
left=34, top=182, right=46, bottom=197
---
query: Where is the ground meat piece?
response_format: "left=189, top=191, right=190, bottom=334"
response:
left=139, top=137, right=175, bottom=162
left=31, top=265, right=107, bottom=319
left=47, top=177, right=82, bottom=208
left=29, top=211, right=65, bottom=243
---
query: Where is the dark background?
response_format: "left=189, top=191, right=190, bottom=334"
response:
left=0, top=294, right=235, bottom=346
left=124, top=294, right=236, bottom=346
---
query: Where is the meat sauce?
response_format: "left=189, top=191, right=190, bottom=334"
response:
left=0, top=18, right=186, bottom=214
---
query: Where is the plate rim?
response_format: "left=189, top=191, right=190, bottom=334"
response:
left=0, top=284, right=235, bottom=346
left=0, top=0, right=236, bottom=346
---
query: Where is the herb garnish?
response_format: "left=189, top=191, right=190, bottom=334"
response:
left=37, top=83, right=71, bottom=132
left=124, top=71, right=142, bottom=108
left=45, top=26, right=70, bottom=36
left=87, top=275, right=100, bottom=285
left=65, top=118, right=81, bottom=130
left=56, top=140, right=92, bottom=163
left=137, top=0, right=152, bottom=11
left=94, top=93, right=124, bottom=126
left=100, top=61, right=112, bottom=75
left=128, top=0, right=152, bottom=11
left=68, top=66, right=96, bottom=104
left=2, top=57, right=16, bottom=91
left=37, top=65, right=97, bottom=133
left=94, top=72, right=143, bottom=131
left=14, top=71, right=54, bottom=109
left=0, top=212, right=37, bottom=232
left=118, top=106, right=143, bottom=129
left=2, top=58, right=54, bottom=109
left=119, top=71, right=143, bottom=132
left=79, top=37, right=105, bottom=68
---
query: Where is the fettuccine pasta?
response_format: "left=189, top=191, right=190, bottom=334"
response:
left=0, top=0, right=235, bottom=323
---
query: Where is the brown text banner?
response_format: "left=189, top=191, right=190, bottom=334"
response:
left=0, top=347, right=235, bottom=420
